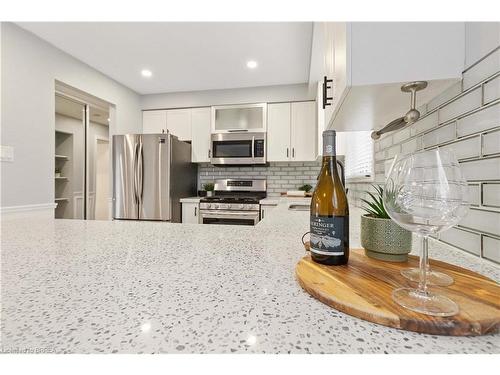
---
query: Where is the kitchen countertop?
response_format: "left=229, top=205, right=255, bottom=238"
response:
left=179, top=197, right=202, bottom=203
left=1, top=199, right=499, bottom=353
left=260, top=196, right=310, bottom=205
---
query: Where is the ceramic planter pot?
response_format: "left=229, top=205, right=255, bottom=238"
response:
left=206, top=191, right=213, bottom=197
left=361, top=215, right=412, bottom=262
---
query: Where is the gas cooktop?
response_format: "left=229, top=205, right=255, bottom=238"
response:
left=199, top=179, right=267, bottom=212
left=200, top=195, right=262, bottom=204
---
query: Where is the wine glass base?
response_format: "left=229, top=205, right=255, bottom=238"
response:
left=392, top=287, right=459, bottom=317
left=401, top=267, right=454, bottom=287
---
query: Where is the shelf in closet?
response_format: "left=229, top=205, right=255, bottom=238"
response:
left=54, top=198, right=69, bottom=202
left=55, top=154, right=70, bottom=160
left=54, top=176, right=69, bottom=181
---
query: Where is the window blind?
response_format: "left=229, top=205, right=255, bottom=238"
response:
left=344, top=131, right=374, bottom=182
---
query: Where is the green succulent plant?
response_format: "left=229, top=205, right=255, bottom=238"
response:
left=202, top=182, right=215, bottom=192
left=298, top=184, right=313, bottom=193
left=361, top=185, right=390, bottom=219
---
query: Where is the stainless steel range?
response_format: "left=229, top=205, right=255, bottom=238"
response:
left=199, top=179, right=266, bottom=226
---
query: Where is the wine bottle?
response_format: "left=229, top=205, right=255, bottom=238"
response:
left=310, top=130, right=349, bottom=265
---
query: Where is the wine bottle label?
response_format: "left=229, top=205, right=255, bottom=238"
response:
left=310, top=216, right=345, bottom=255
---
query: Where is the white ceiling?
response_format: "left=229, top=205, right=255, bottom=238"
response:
left=18, top=22, right=313, bottom=95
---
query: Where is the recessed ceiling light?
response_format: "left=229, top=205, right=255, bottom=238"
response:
left=246, top=60, right=258, bottom=69
left=141, top=69, right=152, bottom=78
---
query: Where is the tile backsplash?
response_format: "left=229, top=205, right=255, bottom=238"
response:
left=347, top=47, right=500, bottom=264
left=198, top=161, right=323, bottom=197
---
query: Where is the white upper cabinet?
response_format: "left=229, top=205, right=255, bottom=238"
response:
left=143, top=108, right=208, bottom=162
left=142, top=110, right=167, bottom=134
left=191, top=107, right=211, bottom=163
left=267, top=101, right=317, bottom=162
left=291, top=101, right=317, bottom=161
left=166, top=108, right=192, bottom=141
left=212, top=103, right=267, bottom=133
left=314, top=22, right=465, bottom=131
left=267, top=103, right=291, bottom=161
left=143, top=109, right=193, bottom=141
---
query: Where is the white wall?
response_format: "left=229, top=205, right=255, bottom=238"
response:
left=465, top=22, right=500, bottom=69
left=0, top=22, right=141, bottom=209
left=140, top=83, right=314, bottom=110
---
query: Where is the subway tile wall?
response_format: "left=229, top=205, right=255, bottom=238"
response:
left=347, top=47, right=500, bottom=264
left=198, top=161, right=323, bottom=197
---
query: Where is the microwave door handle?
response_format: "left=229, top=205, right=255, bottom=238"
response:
left=251, top=136, right=255, bottom=160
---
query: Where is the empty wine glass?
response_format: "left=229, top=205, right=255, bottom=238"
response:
left=383, top=149, right=469, bottom=316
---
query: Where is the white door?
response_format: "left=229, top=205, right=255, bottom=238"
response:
left=267, top=103, right=291, bottom=162
left=182, top=202, right=199, bottom=224
left=191, top=107, right=211, bottom=163
left=167, top=109, right=192, bottom=141
left=142, top=110, right=167, bottom=134
left=291, top=101, right=317, bottom=161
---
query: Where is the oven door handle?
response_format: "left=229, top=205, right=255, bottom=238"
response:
left=227, top=129, right=249, bottom=132
left=201, top=211, right=259, bottom=217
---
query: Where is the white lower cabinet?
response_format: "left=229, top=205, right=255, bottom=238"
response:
left=260, top=204, right=277, bottom=220
left=182, top=202, right=200, bottom=224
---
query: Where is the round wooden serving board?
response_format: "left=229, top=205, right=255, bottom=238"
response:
left=296, top=249, right=500, bottom=336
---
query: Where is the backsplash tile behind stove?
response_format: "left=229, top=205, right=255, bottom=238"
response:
left=198, top=161, right=324, bottom=197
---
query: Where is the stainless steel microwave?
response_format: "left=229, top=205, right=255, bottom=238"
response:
left=210, top=132, right=266, bottom=165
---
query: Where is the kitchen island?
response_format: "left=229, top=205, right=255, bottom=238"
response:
left=1, top=199, right=499, bottom=353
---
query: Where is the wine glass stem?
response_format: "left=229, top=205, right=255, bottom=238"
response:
left=418, top=235, right=429, bottom=295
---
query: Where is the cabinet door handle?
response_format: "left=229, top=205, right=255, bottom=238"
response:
left=322, top=76, right=333, bottom=109
left=292, top=148, right=295, bottom=158
left=286, top=148, right=289, bottom=158
left=261, top=209, right=264, bottom=219
left=194, top=207, right=197, bottom=216
left=208, top=149, right=211, bottom=158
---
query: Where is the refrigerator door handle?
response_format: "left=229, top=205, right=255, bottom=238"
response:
left=133, top=142, right=139, bottom=204
left=138, top=141, right=144, bottom=204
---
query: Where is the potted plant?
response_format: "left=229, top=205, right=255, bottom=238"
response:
left=361, top=185, right=412, bottom=262
left=203, top=182, right=215, bottom=197
left=298, top=184, right=313, bottom=194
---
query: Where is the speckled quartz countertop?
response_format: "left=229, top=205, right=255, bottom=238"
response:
left=1, top=199, right=499, bottom=354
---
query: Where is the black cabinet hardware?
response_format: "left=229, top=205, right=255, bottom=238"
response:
left=322, top=76, right=333, bottom=109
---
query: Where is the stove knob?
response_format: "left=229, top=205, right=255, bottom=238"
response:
left=214, top=204, right=219, bottom=209
left=238, top=204, right=244, bottom=209
left=207, top=203, right=212, bottom=209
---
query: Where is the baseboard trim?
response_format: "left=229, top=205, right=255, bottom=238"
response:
left=1, top=203, right=57, bottom=218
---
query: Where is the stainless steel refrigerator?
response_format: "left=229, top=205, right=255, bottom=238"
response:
left=112, top=133, right=197, bottom=222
